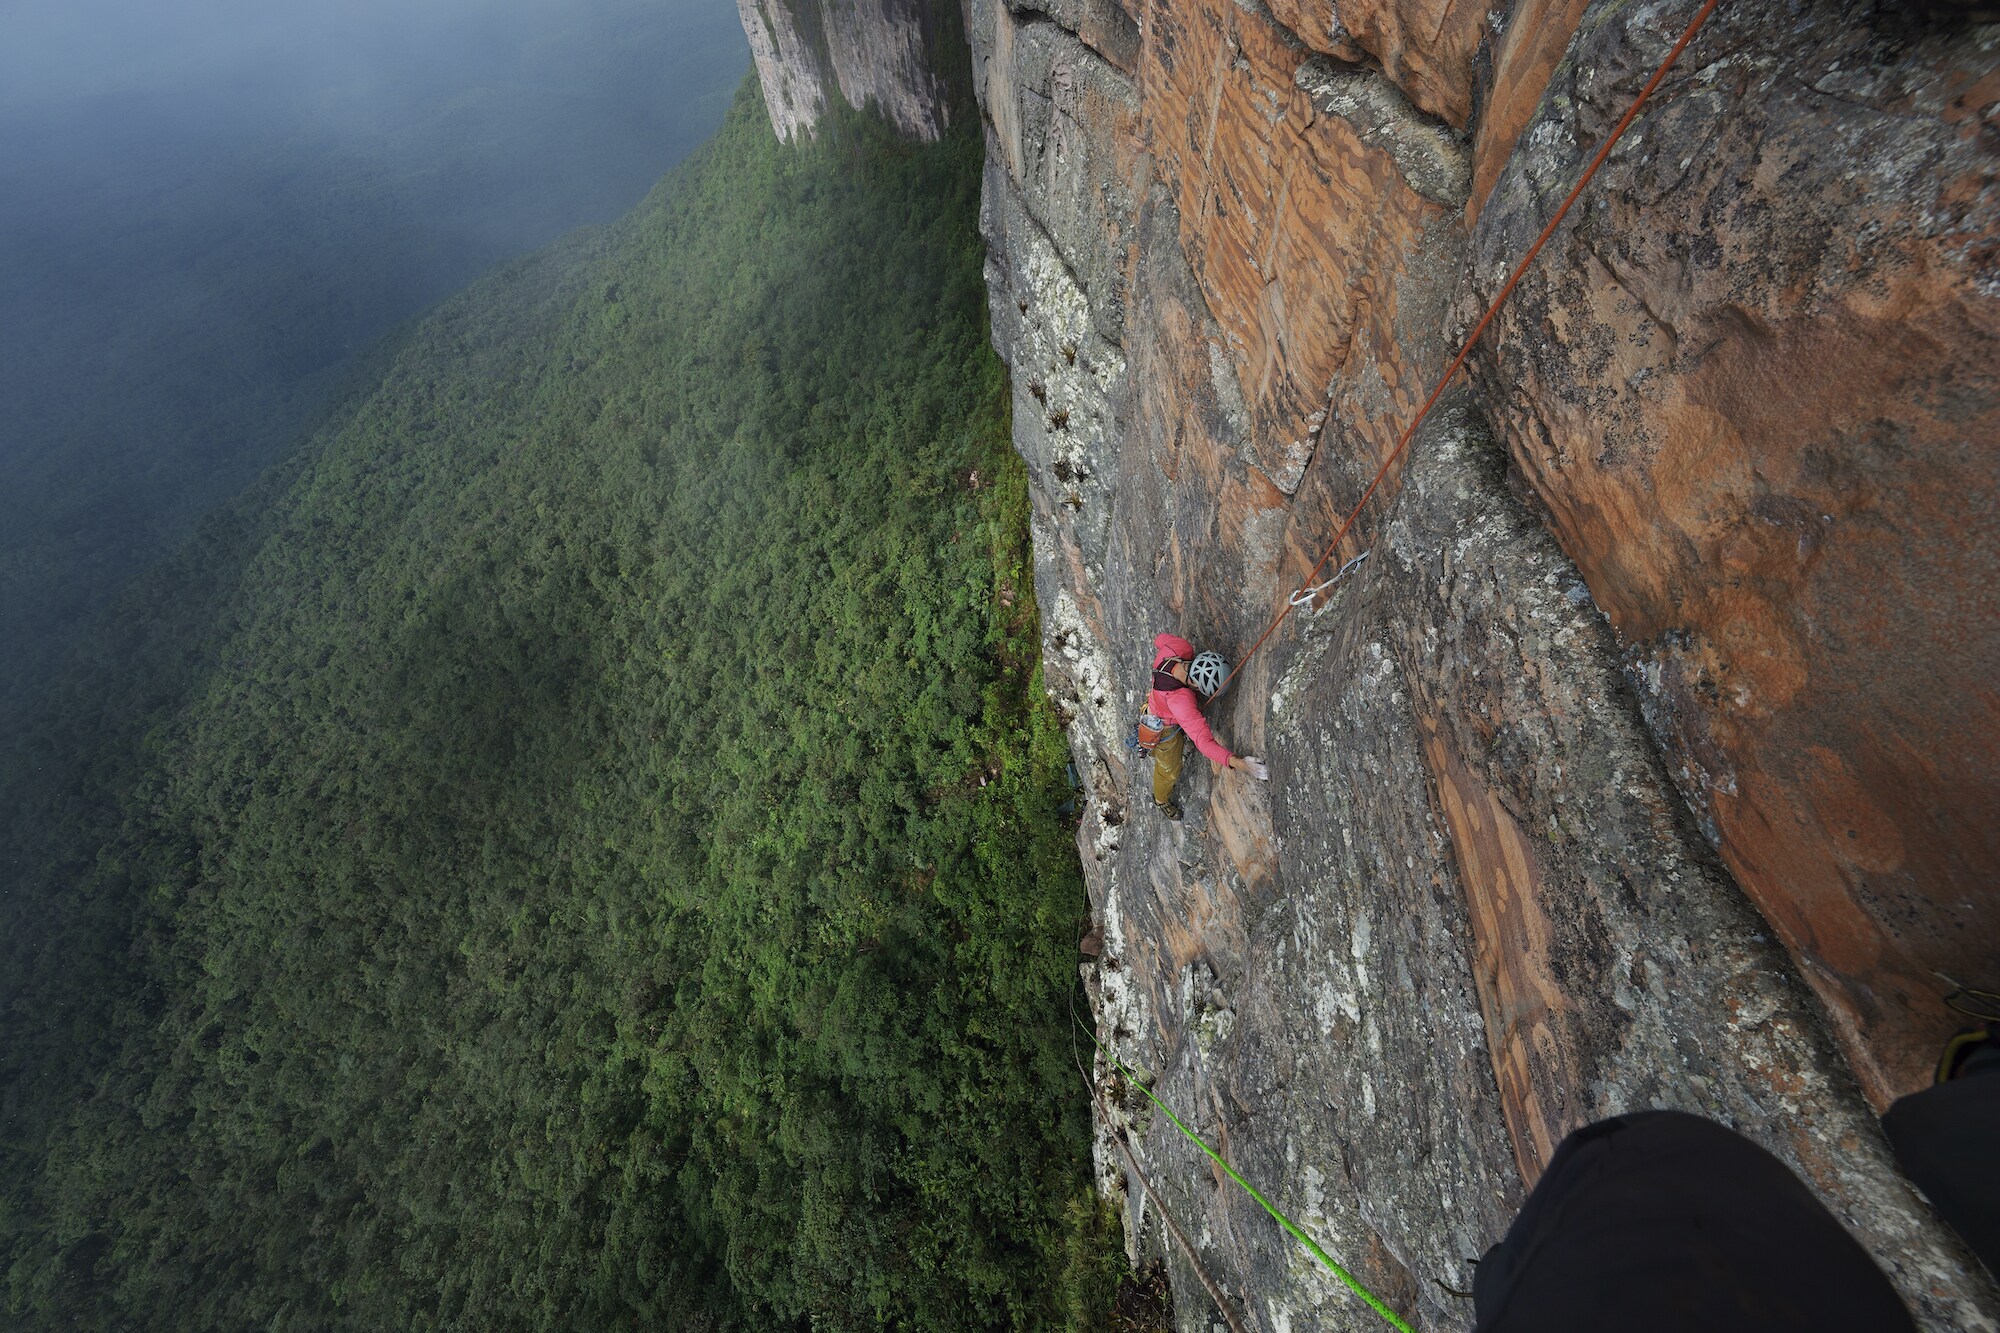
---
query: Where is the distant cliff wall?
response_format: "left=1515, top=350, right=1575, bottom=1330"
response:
left=740, top=1, right=2000, bottom=1328
left=735, top=0, right=962, bottom=140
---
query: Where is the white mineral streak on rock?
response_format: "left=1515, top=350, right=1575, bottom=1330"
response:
left=1293, top=56, right=1471, bottom=206
left=1091, top=881, right=1155, bottom=1255
left=1195, top=1002, right=1233, bottom=1051
left=1048, top=586, right=1121, bottom=767
left=1098, top=889, right=1148, bottom=1061
left=738, top=0, right=830, bottom=143
left=738, top=0, right=950, bottom=143
left=1022, top=228, right=1124, bottom=462
left=1209, top=339, right=1251, bottom=443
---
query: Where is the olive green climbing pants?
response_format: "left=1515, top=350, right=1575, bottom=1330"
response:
left=1151, top=729, right=1185, bottom=808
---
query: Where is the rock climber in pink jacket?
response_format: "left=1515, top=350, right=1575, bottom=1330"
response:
left=1146, top=631, right=1267, bottom=820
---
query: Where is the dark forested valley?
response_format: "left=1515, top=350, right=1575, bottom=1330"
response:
left=1, top=80, right=1119, bottom=1330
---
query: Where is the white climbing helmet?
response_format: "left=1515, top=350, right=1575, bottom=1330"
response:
left=1189, top=650, right=1227, bottom=696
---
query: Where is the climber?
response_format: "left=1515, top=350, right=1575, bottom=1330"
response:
left=1145, top=631, right=1267, bottom=821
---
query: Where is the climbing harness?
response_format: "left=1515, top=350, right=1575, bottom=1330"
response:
left=1077, top=1017, right=1418, bottom=1333
left=1131, top=665, right=1186, bottom=754
left=1080, top=0, right=1726, bottom=1323
left=1210, top=0, right=1723, bottom=705
left=1288, top=549, right=1371, bottom=609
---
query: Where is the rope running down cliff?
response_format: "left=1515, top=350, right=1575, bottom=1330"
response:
left=1208, top=0, right=1723, bottom=705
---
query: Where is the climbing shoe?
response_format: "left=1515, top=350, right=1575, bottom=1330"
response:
left=1156, top=801, right=1182, bottom=822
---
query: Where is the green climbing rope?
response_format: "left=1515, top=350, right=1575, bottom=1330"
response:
left=1080, top=1023, right=1417, bottom=1333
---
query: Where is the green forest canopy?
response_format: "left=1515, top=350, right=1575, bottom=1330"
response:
left=1, top=79, right=1119, bottom=1330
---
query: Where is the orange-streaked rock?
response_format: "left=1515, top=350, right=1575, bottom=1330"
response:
left=1138, top=0, right=1467, bottom=493
left=954, top=0, right=2000, bottom=1321
left=1465, top=0, right=1592, bottom=227
left=1421, top=720, right=1579, bottom=1183
left=1468, top=6, right=2000, bottom=1108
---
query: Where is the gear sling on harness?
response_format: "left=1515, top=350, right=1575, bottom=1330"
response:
left=1131, top=667, right=1189, bottom=756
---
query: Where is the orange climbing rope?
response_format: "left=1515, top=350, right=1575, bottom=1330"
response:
left=1211, top=0, right=1722, bottom=703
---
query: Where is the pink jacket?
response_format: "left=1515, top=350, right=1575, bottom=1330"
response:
left=1148, top=633, right=1231, bottom=766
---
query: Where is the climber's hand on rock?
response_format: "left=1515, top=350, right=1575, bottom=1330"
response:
left=1229, top=756, right=1270, bottom=781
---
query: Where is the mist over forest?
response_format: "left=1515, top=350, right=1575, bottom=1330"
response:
left=0, top=0, right=749, bottom=723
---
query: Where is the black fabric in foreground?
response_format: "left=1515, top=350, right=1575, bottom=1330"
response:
left=1884, top=1049, right=2000, bottom=1282
left=1473, top=1110, right=1914, bottom=1333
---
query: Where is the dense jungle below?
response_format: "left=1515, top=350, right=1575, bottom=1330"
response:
left=0, top=79, right=1130, bottom=1331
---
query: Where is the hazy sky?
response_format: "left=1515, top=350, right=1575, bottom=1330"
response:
left=0, top=0, right=750, bottom=715
left=0, top=0, right=593, bottom=107
left=0, top=0, right=751, bottom=427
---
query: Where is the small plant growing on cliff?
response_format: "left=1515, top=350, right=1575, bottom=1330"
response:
left=1029, top=381, right=1047, bottom=403
left=1049, top=408, right=1070, bottom=430
left=1060, top=342, right=1077, bottom=365
left=1057, top=1191, right=1173, bottom=1332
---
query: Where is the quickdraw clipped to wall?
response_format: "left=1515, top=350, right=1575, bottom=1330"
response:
left=1288, top=549, right=1370, bottom=611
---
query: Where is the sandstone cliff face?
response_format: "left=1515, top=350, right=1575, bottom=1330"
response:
left=1463, top=7, right=2000, bottom=1111
left=747, top=1, right=2000, bottom=1328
